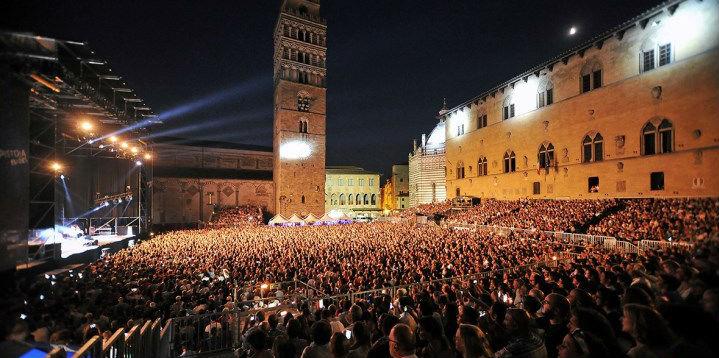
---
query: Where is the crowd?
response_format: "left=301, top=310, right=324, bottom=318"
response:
left=587, top=198, right=719, bottom=242
left=210, top=205, right=264, bottom=227
left=402, top=198, right=719, bottom=242
left=1, top=197, right=718, bottom=357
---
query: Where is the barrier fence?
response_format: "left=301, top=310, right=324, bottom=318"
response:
left=451, top=223, right=693, bottom=253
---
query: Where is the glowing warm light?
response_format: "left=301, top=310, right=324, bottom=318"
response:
left=121, top=142, right=129, bottom=149
left=279, top=140, right=312, bottom=160
left=130, top=147, right=139, bottom=154
left=143, top=153, right=152, bottom=160
left=260, top=283, right=269, bottom=289
left=79, top=121, right=94, bottom=132
left=109, top=136, right=118, bottom=143
left=50, top=162, right=62, bottom=171
left=569, top=27, right=577, bottom=35
left=135, top=160, right=142, bottom=166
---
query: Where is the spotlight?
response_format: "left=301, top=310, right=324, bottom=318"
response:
left=60, top=174, right=65, bottom=180
left=135, top=160, right=142, bottom=166
left=121, top=142, right=129, bottom=149
left=130, top=147, right=139, bottom=155
left=118, top=198, right=122, bottom=203
left=79, top=121, right=94, bottom=132
left=109, top=136, right=118, bottom=143
left=568, top=26, right=577, bottom=36
left=99, top=144, right=105, bottom=149
left=143, top=153, right=152, bottom=160
left=50, top=162, right=62, bottom=172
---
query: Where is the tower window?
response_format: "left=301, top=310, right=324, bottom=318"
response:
left=299, top=119, right=308, bottom=133
left=592, top=70, right=602, bottom=89
left=581, top=74, right=591, bottom=93
left=533, top=182, right=541, bottom=195
left=503, top=98, right=515, bottom=120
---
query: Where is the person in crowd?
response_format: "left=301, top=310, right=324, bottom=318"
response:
left=389, top=324, right=416, bottom=358
left=621, top=304, right=679, bottom=358
left=539, top=293, right=570, bottom=358
left=302, top=320, right=333, bottom=358
left=330, top=332, right=348, bottom=358
left=454, top=324, right=493, bottom=358
left=495, top=308, right=547, bottom=358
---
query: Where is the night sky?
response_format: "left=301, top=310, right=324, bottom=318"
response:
left=3, top=0, right=662, bottom=178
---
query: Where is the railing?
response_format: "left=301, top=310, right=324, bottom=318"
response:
left=455, top=223, right=644, bottom=252
left=638, top=239, right=693, bottom=251
left=72, top=318, right=167, bottom=358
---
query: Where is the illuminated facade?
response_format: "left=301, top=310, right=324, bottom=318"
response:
left=409, top=107, right=448, bottom=207
left=325, top=166, right=381, bottom=218
left=443, top=0, right=719, bottom=199
left=381, top=164, right=409, bottom=212
left=273, top=0, right=327, bottom=216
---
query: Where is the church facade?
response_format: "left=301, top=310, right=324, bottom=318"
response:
left=443, top=0, right=719, bottom=200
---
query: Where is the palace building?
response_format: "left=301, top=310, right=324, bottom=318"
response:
left=325, top=166, right=381, bottom=218
left=442, top=0, right=719, bottom=200
left=272, top=0, right=328, bottom=217
left=409, top=105, right=448, bottom=207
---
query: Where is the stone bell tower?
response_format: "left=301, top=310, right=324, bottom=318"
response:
left=272, top=0, right=327, bottom=216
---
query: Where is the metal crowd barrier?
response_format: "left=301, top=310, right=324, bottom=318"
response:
left=72, top=318, right=168, bottom=358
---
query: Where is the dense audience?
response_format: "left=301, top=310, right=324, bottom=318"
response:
left=587, top=198, right=719, bottom=242
left=210, top=205, right=264, bottom=227
left=2, top=197, right=718, bottom=358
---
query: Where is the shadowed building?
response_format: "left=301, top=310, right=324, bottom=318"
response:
left=325, top=166, right=381, bottom=218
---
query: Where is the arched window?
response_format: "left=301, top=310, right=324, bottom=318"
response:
left=339, top=194, right=345, bottom=205
left=456, top=161, right=465, bottom=179
left=538, top=143, right=555, bottom=169
left=580, top=60, right=602, bottom=93
left=537, top=78, right=554, bottom=107
left=301, top=195, right=306, bottom=204
left=348, top=194, right=354, bottom=205
left=502, top=96, right=515, bottom=120
left=371, top=194, right=376, bottom=205
left=299, top=119, right=308, bottom=133
left=477, top=112, right=488, bottom=129
left=331, top=193, right=337, bottom=205
left=503, top=150, right=516, bottom=173
left=477, top=156, right=488, bottom=176
left=356, top=194, right=361, bottom=205
left=363, top=194, right=369, bottom=205
left=642, top=119, right=673, bottom=155
left=582, top=133, right=603, bottom=163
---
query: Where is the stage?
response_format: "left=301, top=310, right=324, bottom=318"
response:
left=17, top=233, right=138, bottom=276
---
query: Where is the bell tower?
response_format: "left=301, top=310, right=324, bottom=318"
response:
left=272, top=0, right=327, bottom=216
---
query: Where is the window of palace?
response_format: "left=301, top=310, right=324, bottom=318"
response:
left=537, top=79, right=554, bottom=108
left=502, top=97, right=515, bottom=120
left=582, top=133, right=604, bottom=163
left=651, top=172, right=665, bottom=191
left=503, top=150, right=517, bottom=173
left=456, top=161, right=465, bottom=179
left=581, top=61, right=603, bottom=93
left=538, top=143, right=555, bottom=169
left=642, top=119, right=673, bottom=156
left=477, top=156, right=488, bottom=176
left=478, top=113, right=488, bottom=129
